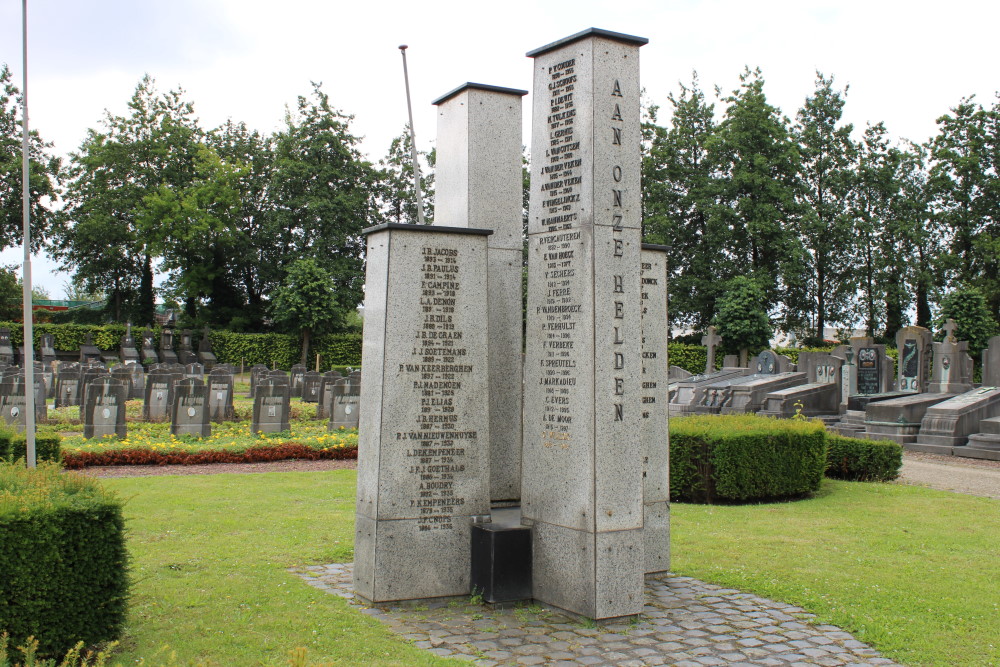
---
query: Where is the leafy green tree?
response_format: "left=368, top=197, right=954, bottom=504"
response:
left=268, top=83, right=381, bottom=321
left=793, top=73, right=856, bottom=339
left=642, top=73, right=721, bottom=331
left=935, top=286, right=997, bottom=360
left=377, top=125, right=434, bottom=224
left=270, top=258, right=341, bottom=365
left=713, top=276, right=772, bottom=366
left=710, top=67, right=804, bottom=328
left=0, top=265, right=20, bottom=320
left=893, top=142, right=942, bottom=329
left=52, top=76, right=202, bottom=322
left=0, top=64, right=61, bottom=251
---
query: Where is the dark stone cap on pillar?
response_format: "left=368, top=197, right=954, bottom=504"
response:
left=526, top=28, right=649, bottom=58
left=432, top=82, right=529, bottom=106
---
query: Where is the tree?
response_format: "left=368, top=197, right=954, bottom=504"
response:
left=268, top=83, right=381, bottom=322
left=642, top=73, right=722, bottom=331
left=710, top=68, right=804, bottom=329
left=713, top=276, right=772, bottom=366
left=0, top=64, right=61, bottom=252
left=271, top=258, right=341, bottom=365
left=935, top=286, right=997, bottom=361
left=893, top=143, right=941, bottom=329
left=52, top=76, right=202, bottom=322
left=0, top=265, right=20, bottom=320
left=793, top=73, right=856, bottom=340
left=377, top=125, right=434, bottom=224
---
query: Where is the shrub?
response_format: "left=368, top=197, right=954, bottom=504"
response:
left=825, top=434, right=902, bottom=482
left=669, top=414, right=826, bottom=503
left=0, top=462, right=128, bottom=656
left=0, top=429, right=61, bottom=464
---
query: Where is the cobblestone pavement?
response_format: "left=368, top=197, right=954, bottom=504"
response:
left=294, top=563, right=900, bottom=666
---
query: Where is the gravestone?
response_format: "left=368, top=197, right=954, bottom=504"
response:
left=110, top=366, right=132, bottom=396
left=82, top=378, right=127, bottom=439
left=908, top=386, right=1000, bottom=454
left=184, top=362, right=204, bottom=380
left=197, top=328, right=217, bottom=370
left=177, top=329, right=198, bottom=365
left=667, top=366, right=692, bottom=381
left=159, top=329, right=178, bottom=364
left=40, top=333, right=56, bottom=365
left=668, top=367, right=749, bottom=415
left=701, top=326, right=722, bottom=374
left=759, top=352, right=843, bottom=418
left=328, top=374, right=361, bottom=431
left=927, top=321, right=974, bottom=394
left=963, top=418, right=1000, bottom=461
left=301, top=370, right=322, bottom=403
left=265, top=369, right=290, bottom=389
left=690, top=351, right=802, bottom=415
left=248, top=364, right=269, bottom=398
left=722, top=354, right=740, bottom=368
left=171, top=378, right=210, bottom=438
left=520, top=28, right=648, bottom=620
left=54, top=363, right=82, bottom=408
left=141, top=327, right=159, bottom=364
left=251, top=383, right=290, bottom=434
left=0, top=328, right=13, bottom=364
left=143, top=369, right=174, bottom=421
left=120, top=324, right=140, bottom=364
left=982, top=335, right=1000, bottom=387
left=128, top=363, right=145, bottom=400
left=315, top=371, right=343, bottom=420
left=895, top=325, right=933, bottom=393
left=80, top=366, right=109, bottom=402
left=640, top=245, right=670, bottom=574
left=207, top=368, right=235, bottom=422
left=79, top=332, right=102, bottom=364
left=0, top=375, right=46, bottom=431
left=353, top=222, right=491, bottom=605
left=434, top=81, right=527, bottom=504
left=289, top=364, right=307, bottom=398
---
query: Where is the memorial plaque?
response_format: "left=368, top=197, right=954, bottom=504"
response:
left=856, top=347, right=880, bottom=395
left=895, top=326, right=932, bottom=393
left=301, top=370, right=322, bottom=403
left=83, top=378, right=127, bottom=439
left=171, top=378, right=210, bottom=437
left=520, top=29, right=647, bottom=619
left=640, top=245, right=670, bottom=574
left=251, top=383, right=290, bottom=433
left=207, top=369, right=235, bottom=422
left=0, top=376, right=28, bottom=431
left=143, top=369, right=174, bottom=421
left=55, top=363, right=82, bottom=408
left=353, top=224, right=491, bottom=604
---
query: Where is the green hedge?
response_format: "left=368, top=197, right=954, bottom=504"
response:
left=0, top=462, right=128, bottom=656
left=0, top=323, right=362, bottom=371
left=669, top=414, right=827, bottom=503
left=0, top=430, right=61, bottom=464
left=825, top=434, right=903, bottom=482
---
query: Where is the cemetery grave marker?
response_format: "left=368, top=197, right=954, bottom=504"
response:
left=207, top=368, right=235, bottom=422
left=159, top=329, right=178, bottom=364
left=701, top=326, right=722, bottom=373
left=143, top=369, right=174, bottom=421
left=328, top=374, right=361, bottom=431
left=171, top=378, right=210, bottom=438
left=0, top=328, right=12, bottom=364
left=178, top=329, right=198, bottom=365
left=301, top=370, right=322, bottom=403
left=197, top=327, right=217, bottom=370
left=141, top=327, right=158, bottom=364
left=83, top=377, right=127, bottom=439
left=896, top=325, right=932, bottom=393
left=252, top=382, right=290, bottom=434
left=79, top=332, right=102, bottom=364
left=120, top=324, right=140, bottom=364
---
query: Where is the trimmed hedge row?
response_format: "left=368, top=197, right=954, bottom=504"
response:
left=61, top=442, right=358, bottom=469
left=0, top=462, right=128, bottom=657
left=0, top=323, right=362, bottom=371
left=826, top=434, right=902, bottom=482
left=669, top=415, right=827, bottom=503
left=0, top=429, right=61, bottom=464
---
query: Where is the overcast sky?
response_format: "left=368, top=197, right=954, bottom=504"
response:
left=2, top=0, right=999, bottom=298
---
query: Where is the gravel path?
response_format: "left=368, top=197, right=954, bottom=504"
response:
left=897, top=451, right=1000, bottom=499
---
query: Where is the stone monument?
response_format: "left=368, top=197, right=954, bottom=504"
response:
left=160, top=329, right=178, bottom=365
left=171, top=378, right=210, bottom=438
left=252, top=382, right=290, bottom=434
left=177, top=329, right=198, bottom=365
left=895, top=325, right=933, bottom=392
left=82, top=377, right=127, bottom=440
left=141, top=327, right=158, bottom=364
left=701, top=326, right=722, bottom=373
left=197, top=328, right=217, bottom=370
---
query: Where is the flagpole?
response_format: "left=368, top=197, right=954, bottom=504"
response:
left=21, top=0, right=37, bottom=468
left=398, top=45, right=426, bottom=224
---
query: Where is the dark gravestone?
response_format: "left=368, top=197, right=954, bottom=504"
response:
left=184, top=363, right=204, bottom=380
left=83, top=378, right=128, bottom=439
left=171, top=378, right=210, bottom=437
left=128, top=363, right=145, bottom=400
left=895, top=326, right=932, bottom=393
left=120, top=325, right=140, bottom=364
left=0, top=375, right=47, bottom=431
left=111, top=366, right=133, bottom=398
left=79, top=332, right=102, bottom=364
left=80, top=367, right=110, bottom=404
left=40, top=333, right=56, bottom=365
left=178, top=329, right=198, bottom=365
left=266, top=369, right=290, bottom=389
left=984, top=335, right=1000, bottom=388
left=248, top=364, right=269, bottom=398
left=0, top=328, right=13, bottom=364
left=315, top=372, right=343, bottom=420
left=207, top=369, right=235, bottom=422
left=159, top=329, right=178, bottom=364
left=328, top=374, right=361, bottom=431
left=855, top=347, right=881, bottom=395
left=197, top=328, right=217, bottom=370
left=143, top=369, right=174, bottom=421
left=289, top=364, right=307, bottom=398
left=55, top=363, right=82, bottom=408
left=252, top=383, right=290, bottom=433
left=141, top=327, right=159, bottom=364
left=301, top=371, right=322, bottom=403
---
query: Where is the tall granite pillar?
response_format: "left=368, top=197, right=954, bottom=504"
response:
left=433, top=82, right=528, bottom=504
left=354, top=224, right=492, bottom=603
left=641, top=244, right=670, bottom=574
left=521, top=28, right=648, bottom=619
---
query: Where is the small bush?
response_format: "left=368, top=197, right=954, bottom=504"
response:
left=0, top=462, right=128, bottom=657
left=825, top=434, right=902, bottom=482
left=0, top=430, right=61, bottom=464
left=670, top=414, right=827, bottom=503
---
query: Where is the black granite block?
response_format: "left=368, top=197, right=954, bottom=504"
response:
left=471, top=523, right=532, bottom=604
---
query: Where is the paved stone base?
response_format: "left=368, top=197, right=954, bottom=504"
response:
left=294, top=563, right=899, bottom=666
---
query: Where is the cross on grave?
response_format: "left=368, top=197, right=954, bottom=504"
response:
left=701, top=326, right=722, bottom=373
left=943, top=318, right=959, bottom=343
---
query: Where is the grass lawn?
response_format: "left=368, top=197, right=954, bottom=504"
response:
left=100, top=471, right=999, bottom=666
left=672, top=479, right=1000, bottom=667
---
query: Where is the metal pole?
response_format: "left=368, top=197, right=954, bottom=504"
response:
left=21, top=0, right=37, bottom=468
left=398, top=45, right=426, bottom=224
